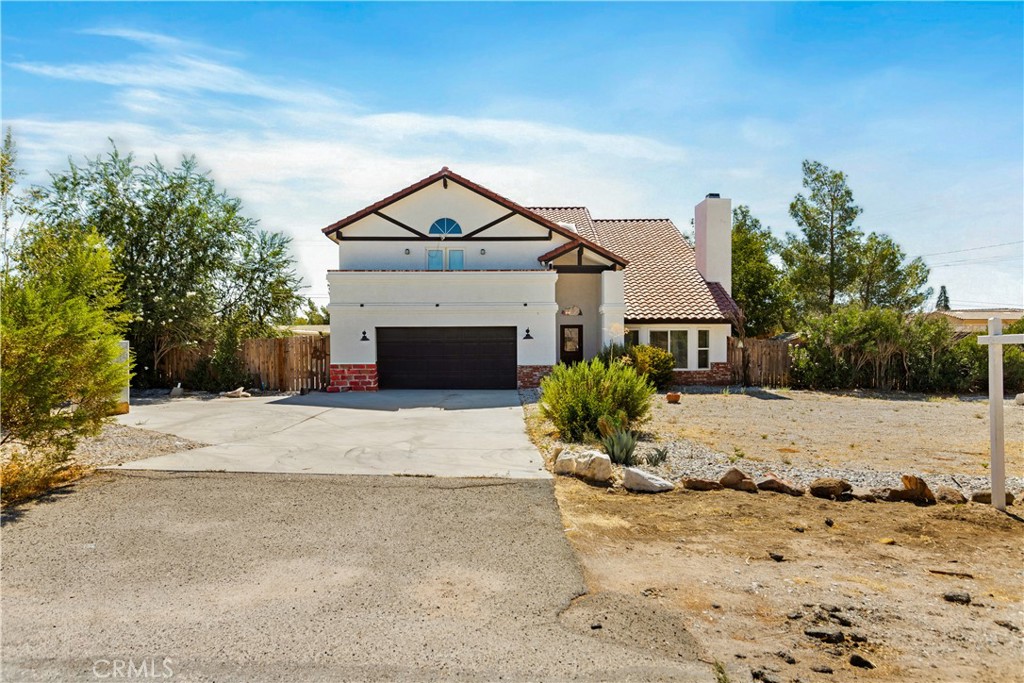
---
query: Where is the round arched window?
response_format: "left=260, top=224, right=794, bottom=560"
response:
left=428, top=217, right=462, bottom=235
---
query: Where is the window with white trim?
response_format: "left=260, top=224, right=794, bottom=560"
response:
left=697, top=329, right=710, bottom=369
left=650, top=330, right=688, bottom=369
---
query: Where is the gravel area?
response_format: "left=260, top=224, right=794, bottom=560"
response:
left=71, top=423, right=206, bottom=468
left=520, top=388, right=1024, bottom=495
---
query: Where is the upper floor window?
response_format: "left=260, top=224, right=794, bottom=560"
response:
left=429, top=217, right=462, bottom=236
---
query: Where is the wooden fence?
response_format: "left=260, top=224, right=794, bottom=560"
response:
left=728, top=337, right=794, bottom=387
left=159, top=335, right=331, bottom=392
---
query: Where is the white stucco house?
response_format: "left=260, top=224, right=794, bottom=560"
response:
left=322, top=167, right=737, bottom=391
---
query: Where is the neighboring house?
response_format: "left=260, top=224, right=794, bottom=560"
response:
left=321, top=167, right=737, bottom=391
left=932, top=309, right=1023, bottom=334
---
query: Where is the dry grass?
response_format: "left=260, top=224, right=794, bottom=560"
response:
left=0, top=455, right=90, bottom=508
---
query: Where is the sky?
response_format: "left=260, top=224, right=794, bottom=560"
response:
left=2, top=1, right=1022, bottom=309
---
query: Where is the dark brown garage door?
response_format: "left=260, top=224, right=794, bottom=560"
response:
left=376, top=327, right=517, bottom=390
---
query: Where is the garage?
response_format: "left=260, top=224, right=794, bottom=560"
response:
left=376, top=327, right=518, bottom=389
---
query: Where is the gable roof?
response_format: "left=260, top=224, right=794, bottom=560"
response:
left=321, top=168, right=627, bottom=268
left=530, top=209, right=738, bottom=323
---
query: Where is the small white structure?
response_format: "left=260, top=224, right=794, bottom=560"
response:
left=977, top=317, right=1024, bottom=511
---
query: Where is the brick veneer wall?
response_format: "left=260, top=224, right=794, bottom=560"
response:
left=328, top=363, right=379, bottom=392
left=517, top=365, right=552, bottom=389
left=672, top=362, right=731, bottom=386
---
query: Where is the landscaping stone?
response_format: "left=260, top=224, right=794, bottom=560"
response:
left=220, top=387, right=251, bottom=398
left=682, top=477, right=723, bottom=491
left=622, top=467, right=674, bottom=493
left=169, top=385, right=184, bottom=398
left=935, top=485, right=967, bottom=505
left=576, top=452, right=613, bottom=483
left=810, top=665, right=834, bottom=674
left=1015, top=393, right=1024, bottom=406
left=899, top=474, right=935, bottom=505
left=756, top=474, right=805, bottom=496
left=971, top=490, right=1015, bottom=506
left=720, top=467, right=758, bottom=493
left=809, top=478, right=852, bottom=500
left=553, top=452, right=578, bottom=476
left=850, top=487, right=877, bottom=502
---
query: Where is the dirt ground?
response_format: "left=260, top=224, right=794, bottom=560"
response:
left=556, top=479, right=1024, bottom=683
left=657, top=389, right=1024, bottom=477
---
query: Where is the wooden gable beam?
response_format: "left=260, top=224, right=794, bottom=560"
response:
left=373, top=211, right=428, bottom=238
left=462, top=211, right=517, bottom=239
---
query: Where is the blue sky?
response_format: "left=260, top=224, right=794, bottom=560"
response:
left=3, top=2, right=1022, bottom=308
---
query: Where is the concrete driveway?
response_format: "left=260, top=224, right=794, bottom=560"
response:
left=112, top=390, right=548, bottom=479
left=1, top=472, right=714, bottom=681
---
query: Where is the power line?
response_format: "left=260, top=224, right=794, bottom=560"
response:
left=920, top=240, right=1023, bottom=258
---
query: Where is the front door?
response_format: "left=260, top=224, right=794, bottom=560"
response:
left=560, top=325, right=583, bottom=365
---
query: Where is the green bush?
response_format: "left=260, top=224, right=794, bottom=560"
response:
left=539, top=359, right=654, bottom=442
left=597, top=343, right=676, bottom=390
left=185, top=313, right=257, bottom=392
left=628, top=344, right=676, bottom=389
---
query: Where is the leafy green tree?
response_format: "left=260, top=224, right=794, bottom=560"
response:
left=1, top=128, right=24, bottom=274
left=855, top=232, right=932, bottom=311
left=782, top=160, right=863, bottom=314
left=293, top=298, right=330, bottom=325
left=731, top=205, right=788, bottom=337
left=24, top=143, right=302, bottom=385
left=936, top=285, right=951, bottom=311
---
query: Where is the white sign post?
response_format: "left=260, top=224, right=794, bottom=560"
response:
left=977, top=317, right=1024, bottom=511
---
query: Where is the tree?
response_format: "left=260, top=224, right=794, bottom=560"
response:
left=1, top=128, right=24, bottom=274
left=1, top=170, right=130, bottom=463
left=24, top=143, right=302, bottom=385
left=782, top=160, right=863, bottom=314
left=293, top=298, right=330, bottom=325
left=855, top=232, right=932, bottom=311
left=936, top=285, right=951, bottom=311
left=731, top=205, right=788, bottom=337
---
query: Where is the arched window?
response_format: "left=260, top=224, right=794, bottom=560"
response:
left=428, top=217, right=462, bottom=235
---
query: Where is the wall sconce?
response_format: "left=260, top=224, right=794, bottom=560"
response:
left=404, top=248, right=411, bottom=255
left=480, top=248, right=486, bottom=255
left=523, top=328, right=533, bottom=340
left=360, top=330, right=369, bottom=342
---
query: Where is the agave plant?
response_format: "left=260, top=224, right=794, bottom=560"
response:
left=601, top=428, right=639, bottom=466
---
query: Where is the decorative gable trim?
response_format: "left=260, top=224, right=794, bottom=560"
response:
left=321, top=167, right=628, bottom=267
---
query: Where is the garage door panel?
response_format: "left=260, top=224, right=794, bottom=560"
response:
left=376, top=327, right=517, bottom=390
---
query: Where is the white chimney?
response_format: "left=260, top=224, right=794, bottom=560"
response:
left=694, top=193, right=732, bottom=296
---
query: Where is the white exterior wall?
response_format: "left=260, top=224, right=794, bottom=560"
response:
left=554, top=273, right=602, bottom=360
left=337, top=238, right=560, bottom=271
left=327, top=271, right=558, bottom=366
left=628, top=323, right=731, bottom=369
left=694, top=196, right=733, bottom=295
left=600, top=269, right=626, bottom=349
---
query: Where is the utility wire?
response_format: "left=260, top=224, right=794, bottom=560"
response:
left=920, top=240, right=1023, bottom=258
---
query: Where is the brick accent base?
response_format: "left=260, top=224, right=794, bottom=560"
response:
left=329, top=363, right=379, bottom=392
left=672, top=362, right=731, bottom=386
left=517, top=365, right=552, bottom=389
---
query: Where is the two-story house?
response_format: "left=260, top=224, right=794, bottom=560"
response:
left=321, top=167, right=737, bottom=391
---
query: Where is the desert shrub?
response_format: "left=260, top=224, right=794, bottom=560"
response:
left=185, top=312, right=257, bottom=392
left=539, top=359, right=654, bottom=442
left=598, top=342, right=675, bottom=390
left=601, top=429, right=639, bottom=466
left=646, top=446, right=670, bottom=467
left=1, top=224, right=130, bottom=463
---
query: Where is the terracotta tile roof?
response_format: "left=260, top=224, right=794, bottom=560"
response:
left=530, top=209, right=737, bottom=323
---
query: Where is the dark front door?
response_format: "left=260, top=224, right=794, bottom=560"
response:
left=376, top=327, right=517, bottom=389
left=560, top=325, right=583, bottom=365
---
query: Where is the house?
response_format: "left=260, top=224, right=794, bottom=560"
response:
left=321, top=167, right=737, bottom=391
left=932, top=309, right=1023, bottom=334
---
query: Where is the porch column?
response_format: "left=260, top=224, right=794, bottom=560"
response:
left=598, top=269, right=626, bottom=348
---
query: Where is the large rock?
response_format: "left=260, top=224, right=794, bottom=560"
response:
left=935, top=485, right=967, bottom=505
left=900, top=475, right=935, bottom=505
left=756, top=474, right=805, bottom=497
left=809, top=478, right=852, bottom=500
left=622, top=467, right=675, bottom=493
left=682, top=478, right=723, bottom=491
left=971, top=490, right=1016, bottom=506
left=576, top=451, right=613, bottom=483
left=553, top=452, right=578, bottom=476
left=720, top=468, right=758, bottom=493
left=1015, top=393, right=1024, bottom=406
left=850, top=487, right=877, bottom=502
